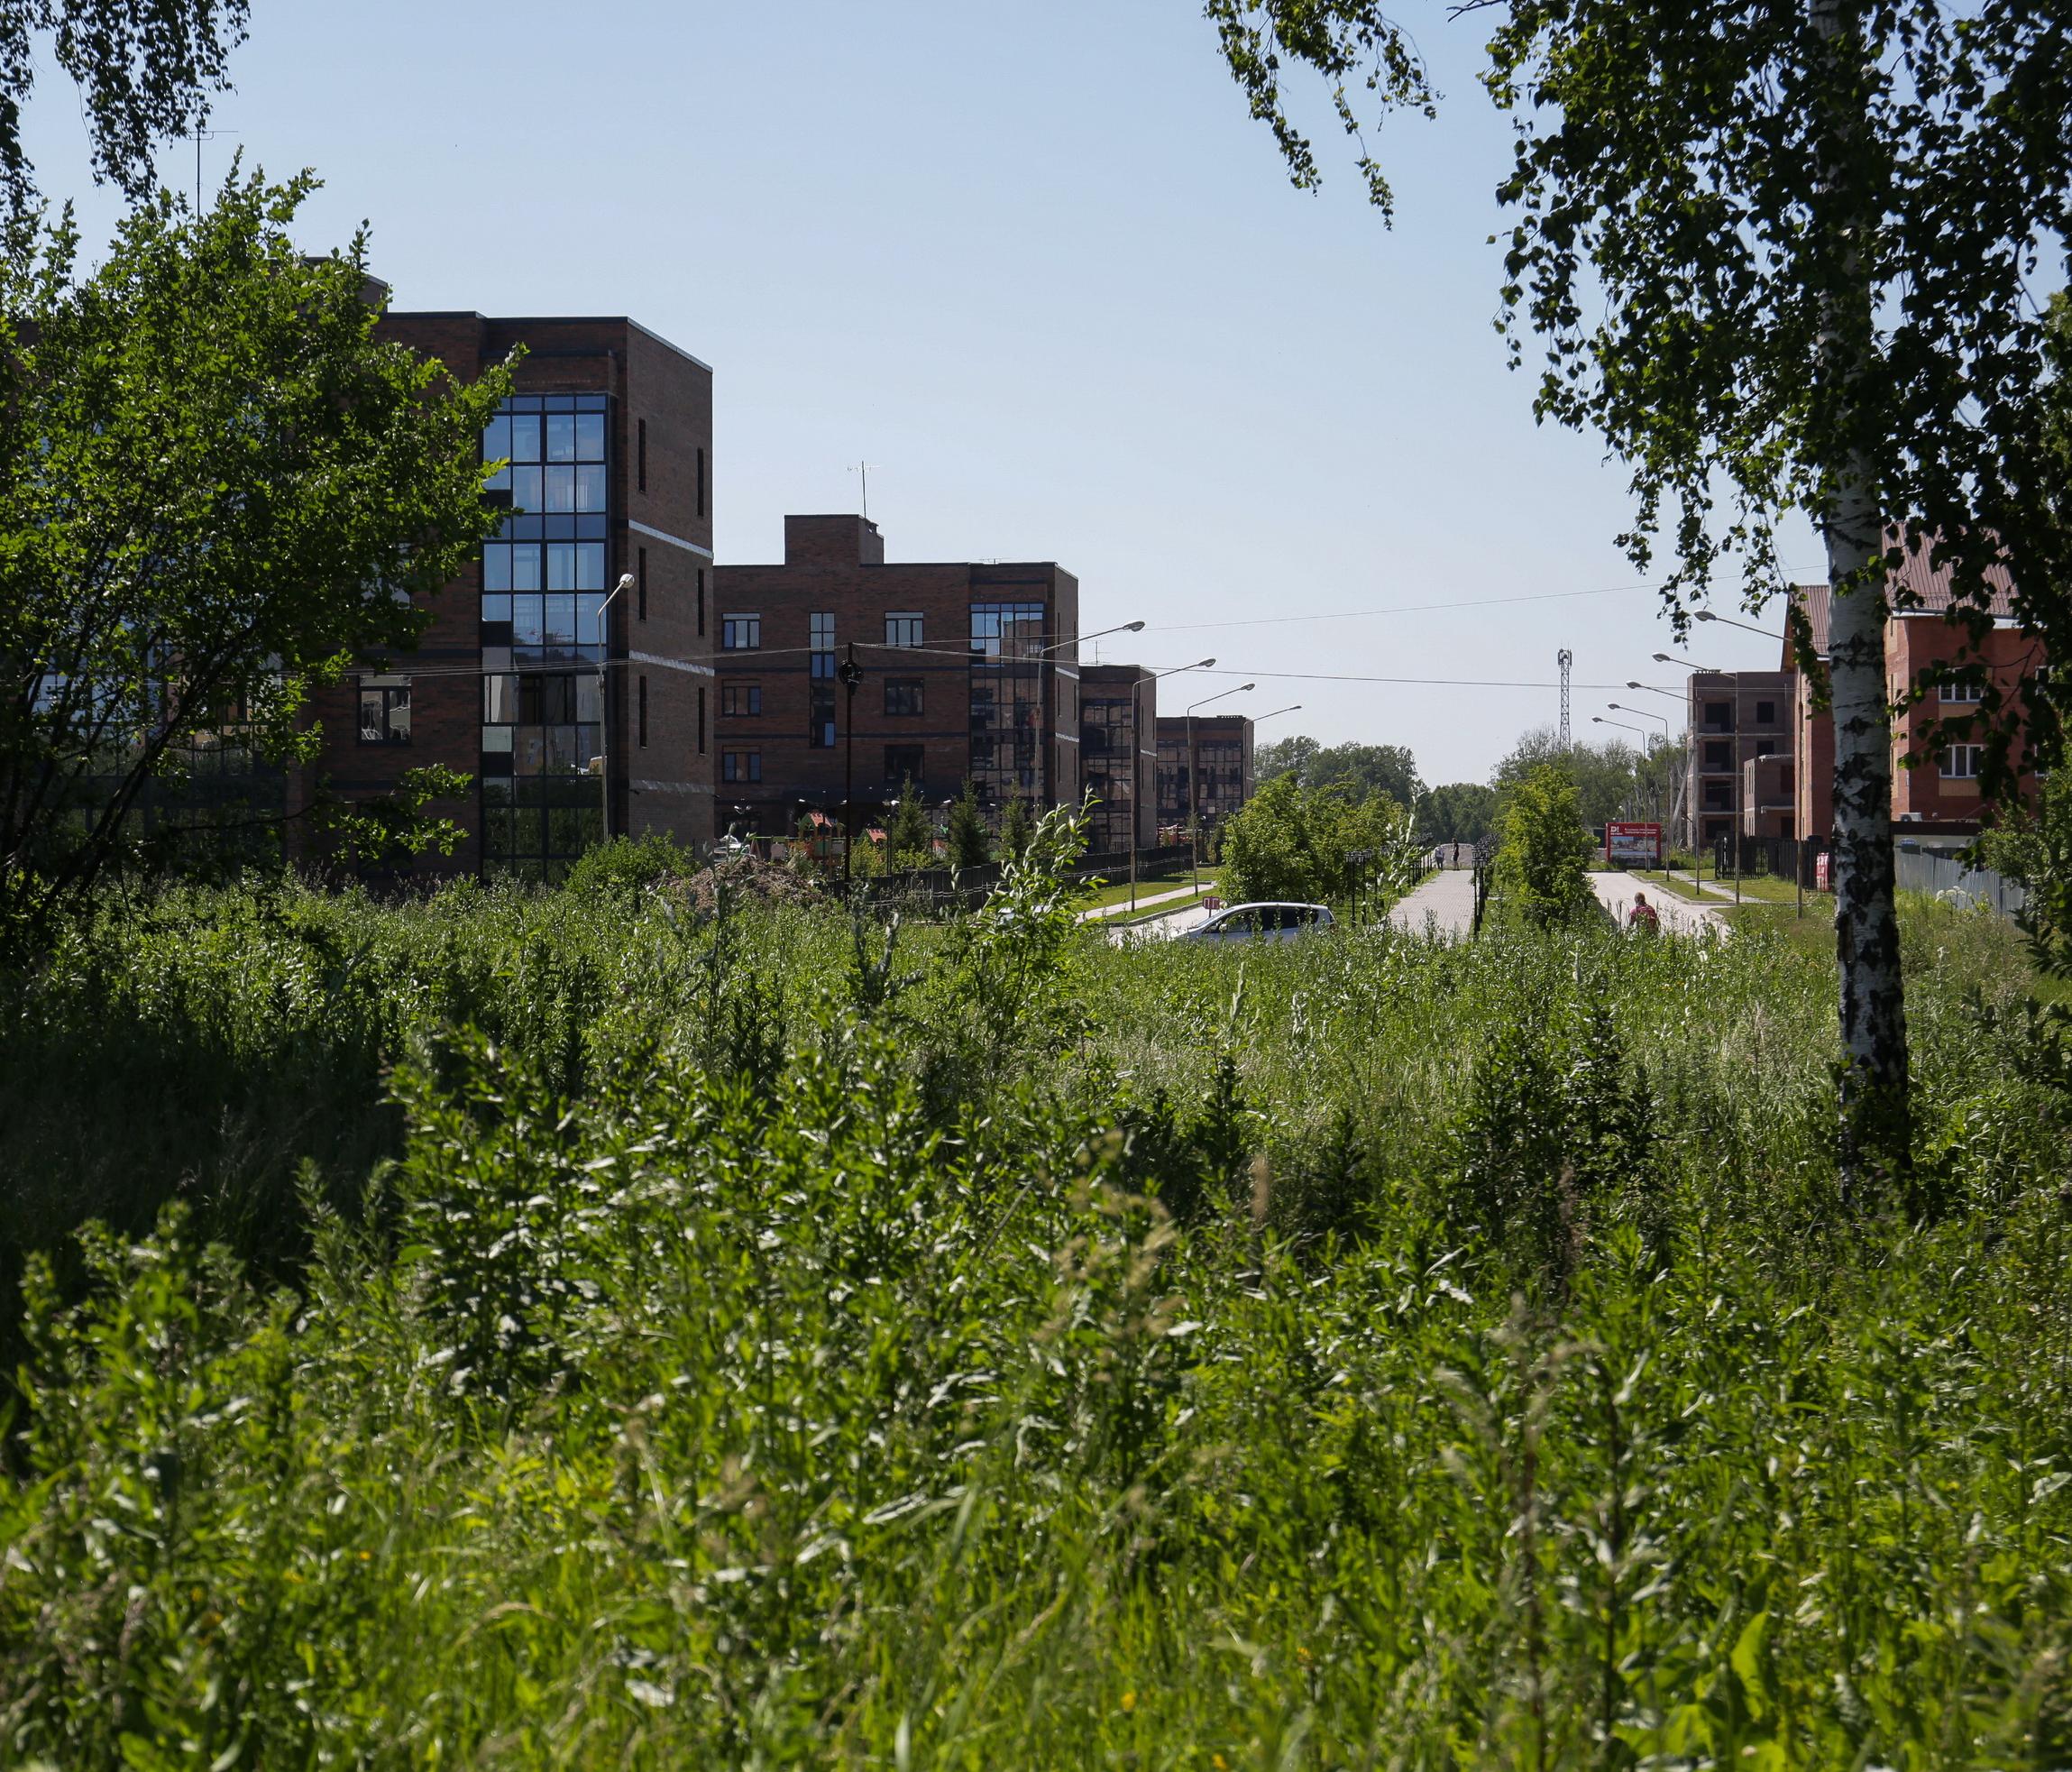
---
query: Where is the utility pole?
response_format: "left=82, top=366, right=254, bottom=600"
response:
left=839, top=644, right=864, bottom=887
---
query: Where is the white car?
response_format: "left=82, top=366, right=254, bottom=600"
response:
left=1179, top=901, right=1335, bottom=943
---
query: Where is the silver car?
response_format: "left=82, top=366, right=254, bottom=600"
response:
left=1179, top=901, right=1335, bottom=943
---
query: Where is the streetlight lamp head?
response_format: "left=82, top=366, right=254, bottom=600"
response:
left=1238, top=682, right=1255, bottom=692
left=616, top=573, right=635, bottom=592
left=1694, top=611, right=1717, bottom=622
left=1123, top=620, right=1146, bottom=632
left=1199, top=657, right=1216, bottom=669
left=1652, top=653, right=1679, bottom=665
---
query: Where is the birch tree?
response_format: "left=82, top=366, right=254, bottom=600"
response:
left=1207, top=0, right=2072, bottom=1181
left=1, top=0, right=249, bottom=211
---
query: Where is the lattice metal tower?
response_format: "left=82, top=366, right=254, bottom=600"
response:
left=1557, top=648, right=1573, bottom=748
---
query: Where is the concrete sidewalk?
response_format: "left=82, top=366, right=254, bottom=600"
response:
left=1387, top=868, right=1478, bottom=940
left=1591, top=871, right=1728, bottom=937
left=1078, top=879, right=1211, bottom=923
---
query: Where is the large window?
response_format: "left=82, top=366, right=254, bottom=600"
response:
left=722, top=613, right=762, bottom=651
left=723, top=749, right=762, bottom=784
left=970, top=601, right=1047, bottom=802
left=1939, top=744, right=1981, bottom=779
left=1080, top=695, right=1135, bottom=851
left=484, top=399, right=608, bottom=519
left=810, top=611, right=836, bottom=748
left=722, top=683, right=761, bottom=717
left=357, top=675, right=411, bottom=745
left=885, top=745, right=924, bottom=792
left=885, top=611, right=924, bottom=648
left=479, top=393, right=613, bottom=883
left=1939, top=679, right=1985, bottom=703
left=885, top=678, right=924, bottom=716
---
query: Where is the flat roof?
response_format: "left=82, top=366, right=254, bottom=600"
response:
left=383, top=310, right=713, bottom=373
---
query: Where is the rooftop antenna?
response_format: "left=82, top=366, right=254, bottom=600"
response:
left=1558, top=647, right=1573, bottom=748
left=193, top=121, right=234, bottom=215
left=848, top=461, right=873, bottom=521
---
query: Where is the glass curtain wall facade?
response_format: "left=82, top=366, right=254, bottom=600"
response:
left=969, top=601, right=1046, bottom=803
left=1079, top=693, right=1133, bottom=852
left=478, top=394, right=611, bottom=882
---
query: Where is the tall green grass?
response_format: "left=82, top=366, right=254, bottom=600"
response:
left=2, top=859, right=2068, bottom=1766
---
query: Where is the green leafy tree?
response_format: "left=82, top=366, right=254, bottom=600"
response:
left=1417, top=782, right=1499, bottom=848
left=0, top=0, right=250, bottom=212
left=946, top=776, right=992, bottom=869
left=1209, top=0, right=2072, bottom=1168
left=1493, top=730, right=1642, bottom=836
left=884, top=776, right=932, bottom=868
left=996, top=794, right=1033, bottom=862
left=0, top=174, right=509, bottom=946
left=1256, top=733, right=1423, bottom=810
left=1221, top=774, right=1414, bottom=904
left=1495, top=764, right=1594, bottom=929
left=1303, top=741, right=1423, bottom=811
left=1253, top=732, right=1318, bottom=785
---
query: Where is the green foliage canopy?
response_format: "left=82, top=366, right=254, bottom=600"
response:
left=0, top=174, right=510, bottom=941
left=1495, top=762, right=1594, bottom=928
left=1219, top=772, right=1414, bottom=904
left=1256, top=734, right=1423, bottom=810
left=0, top=0, right=250, bottom=211
left=1416, top=780, right=1499, bottom=848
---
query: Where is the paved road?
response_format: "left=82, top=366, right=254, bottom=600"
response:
left=1591, top=871, right=1728, bottom=937
left=1387, top=868, right=1479, bottom=940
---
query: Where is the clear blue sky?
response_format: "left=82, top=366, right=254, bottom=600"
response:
left=22, top=0, right=1818, bottom=785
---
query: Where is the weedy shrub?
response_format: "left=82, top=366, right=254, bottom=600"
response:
left=4, top=857, right=2072, bottom=1765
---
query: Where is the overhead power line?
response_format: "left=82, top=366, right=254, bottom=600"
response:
left=1142, top=582, right=1650, bottom=634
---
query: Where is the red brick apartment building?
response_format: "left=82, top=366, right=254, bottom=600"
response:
left=1785, top=544, right=2045, bottom=841
left=1683, top=671, right=1795, bottom=847
left=1156, top=714, right=1254, bottom=838
left=297, top=312, right=716, bottom=882
left=709, top=517, right=1081, bottom=834
left=1079, top=665, right=1160, bottom=852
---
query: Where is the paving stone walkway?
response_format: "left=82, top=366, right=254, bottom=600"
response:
left=1386, top=867, right=1480, bottom=940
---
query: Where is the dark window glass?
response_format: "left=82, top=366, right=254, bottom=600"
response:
left=885, top=744, right=924, bottom=792
left=637, top=418, right=647, bottom=492
left=885, top=611, right=924, bottom=648
left=722, top=613, right=761, bottom=651
left=698, top=685, right=706, bottom=755
left=723, top=749, right=761, bottom=784
left=697, top=568, right=706, bottom=637
left=810, top=684, right=836, bottom=748
left=885, top=679, right=924, bottom=716
left=638, top=674, right=648, bottom=748
left=723, top=684, right=762, bottom=717
left=1755, top=700, right=1775, bottom=723
left=637, top=546, right=647, bottom=622
left=697, top=445, right=706, bottom=518
left=357, top=676, right=411, bottom=745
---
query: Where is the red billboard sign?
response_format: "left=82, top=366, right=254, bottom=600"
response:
left=1605, top=822, right=1663, bottom=866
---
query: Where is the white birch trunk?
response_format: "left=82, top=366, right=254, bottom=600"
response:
left=1812, top=0, right=1911, bottom=1180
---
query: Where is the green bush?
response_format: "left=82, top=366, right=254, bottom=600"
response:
left=1496, top=761, right=1596, bottom=926
left=4, top=853, right=2071, bottom=1765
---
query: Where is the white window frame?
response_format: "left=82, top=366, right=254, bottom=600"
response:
left=1938, top=743, right=1982, bottom=779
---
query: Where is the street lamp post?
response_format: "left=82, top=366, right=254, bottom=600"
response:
left=1034, top=620, right=1146, bottom=658
left=1186, top=682, right=1254, bottom=893
left=595, top=572, right=636, bottom=844
left=1126, top=656, right=1215, bottom=911
left=1695, top=610, right=1786, bottom=641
